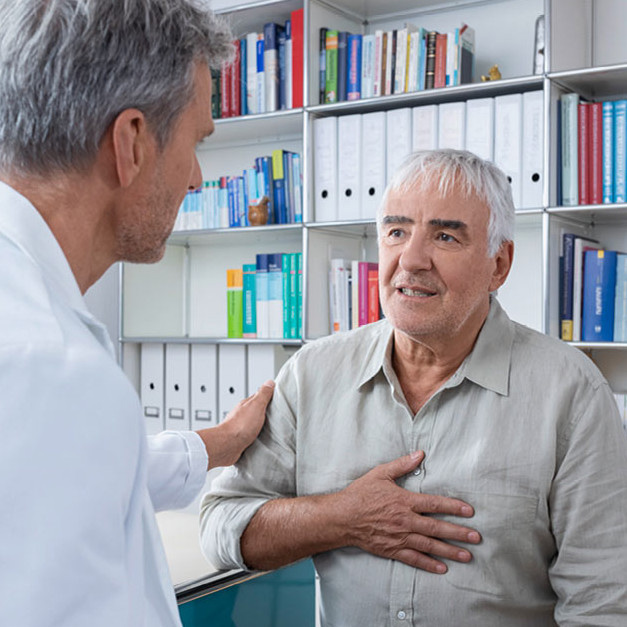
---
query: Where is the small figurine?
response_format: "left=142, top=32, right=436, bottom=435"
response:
left=481, top=64, right=502, bottom=82
left=248, top=195, right=269, bottom=226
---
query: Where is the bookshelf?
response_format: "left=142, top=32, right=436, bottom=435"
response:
left=79, top=0, right=627, bottom=397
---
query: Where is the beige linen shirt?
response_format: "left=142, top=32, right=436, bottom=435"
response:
left=201, top=299, right=627, bottom=627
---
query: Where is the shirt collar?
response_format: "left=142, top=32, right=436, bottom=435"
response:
left=0, top=181, right=112, bottom=347
left=355, top=298, right=513, bottom=397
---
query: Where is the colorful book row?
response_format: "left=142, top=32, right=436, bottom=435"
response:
left=319, top=22, right=474, bottom=105
left=560, top=233, right=627, bottom=343
left=227, top=252, right=303, bottom=340
left=560, top=93, right=627, bottom=206
left=329, top=259, right=382, bottom=334
left=213, top=9, right=304, bottom=119
left=174, top=149, right=303, bottom=231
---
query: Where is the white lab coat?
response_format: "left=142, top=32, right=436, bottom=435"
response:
left=0, top=182, right=208, bottom=626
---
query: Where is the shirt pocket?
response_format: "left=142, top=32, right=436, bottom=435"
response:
left=437, top=490, right=541, bottom=598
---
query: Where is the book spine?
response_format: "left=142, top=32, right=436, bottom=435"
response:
left=373, top=30, right=383, bottom=97
left=256, top=36, right=265, bottom=114
left=367, top=269, right=379, bottom=323
left=278, top=25, right=287, bottom=111
left=282, top=254, right=290, bottom=338
left=582, top=249, right=617, bottom=342
left=380, top=32, right=388, bottom=96
left=242, top=263, right=257, bottom=338
left=263, top=23, right=279, bottom=113
left=614, top=99, right=627, bottom=203
left=291, top=9, right=304, bottom=108
left=347, top=34, right=362, bottom=101
left=230, top=39, right=241, bottom=117
left=220, top=62, right=230, bottom=118
left=561, top=233, right=575, bottom=341
left=245, top=32, right=258, bottom=114
left=589, top=102, right=603, bottom=204
left=325, top=30, right=338, bottom=104
left=337, top=31, right=348, bottom=102
left=358, top=262, right=369, bottom=326
left=319, top=27, right=328, bottom=105
left=240, top=36, right=247, bottom=116
left=361, top=34, right=375, bottom=99
left=272, top=149, right=286, bottom=224
left=267, top=253, right=284, bottom=338
left=393, top=28, right=407, bottom=94
left=603, top=100, right=614, bottom=203
left=211, top=68, right=221, bottom=119
left=226, top=269, right=243, bottom=338
left=614, top=254, right=627, bottom=342
left=285, top=19, right=292, bottom=110
left=434, top=33, right=447, bottom=89
left=578, top=103, right=589, bottom=204
left=425, top=31, right=437, bottom=89
left=387, top=30, right=396, bottom=95
left=289, top=253, right=298, bottom=339
left=292, top=153, right=303, bottom=223
left=561, top=93, right=579, bottom=206
left=296, top=252, right=303, bottom=338
left=255, top=253, right=269, bottom=338
left=283, top=151, right=294, bottom=223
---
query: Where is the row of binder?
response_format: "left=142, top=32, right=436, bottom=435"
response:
left=140, top=343, right=290, bottom=434
left=313, top=90, right=544, bottom=222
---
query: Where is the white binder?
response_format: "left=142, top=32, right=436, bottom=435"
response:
left=360, top=110, right=386, bottom=219
left=438, top=101, right=466, bottom=150
left=313, top=116, right=338, bottom=222
left=494, top=93, right=523, bottom=209
left=164, top=343, right=190, bottom=430
left=140, top=343, right=164, bottom=435
left=386, top=108, right=412, bottom=184
left=337, top=114, right=363, bottom=221
left=190, top=344, right=218, bottom=430
left=247, top=344, right=290, bottom=395
left=522, top=90, right=544, bottom=209
left=412, top=104, right=439, bottom=152
left=465, top=97, right=495, bottom=161
left=218, top=344, right=247, bottom=423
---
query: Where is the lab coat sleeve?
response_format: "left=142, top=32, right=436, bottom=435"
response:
left=146, top=430, right=208, bottom=512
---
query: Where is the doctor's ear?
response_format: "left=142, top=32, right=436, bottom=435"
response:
left=110, top=109, right=151, bottom=189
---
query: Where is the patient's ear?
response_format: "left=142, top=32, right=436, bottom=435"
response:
left=489, top=240, right=514, bottom=292
left=110, top=108, right=149, bottom=189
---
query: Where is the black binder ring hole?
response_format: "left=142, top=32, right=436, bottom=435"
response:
left=229, top=386, right=235, bottom=394
left=345, top=189, right=352, bottom=197
left=368, top=187, right=375, bottom=196
left=200, top=385, right=206, bottom=393
left=149, top=383, right=155, bottom=390
left=174, top=384, right=179, bottom=391
left=507, top=176, right=512, bottom=183
left=532, top=173, right=540, bottom=182
left=322, top=190, right=328, bottom=199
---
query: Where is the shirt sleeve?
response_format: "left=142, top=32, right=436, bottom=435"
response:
left=146, top=430, right=208, bottom=512
left=199, top=357, right=299, bottom=570
left=549, top=378, right=627, bottom=625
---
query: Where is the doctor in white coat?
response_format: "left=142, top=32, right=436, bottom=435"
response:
left=0, top=1, right=272, bottom=626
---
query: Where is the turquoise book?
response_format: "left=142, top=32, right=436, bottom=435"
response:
left=242, top=263, right=257, bottom=338
left=296, top=252, right=303, bottom=338
left=282, top=254, right=291, bottom=339
left=289, top=253, right=298, bottom=338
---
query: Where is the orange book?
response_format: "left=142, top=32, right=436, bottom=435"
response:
left=367, top=269, right=380, bottom=323
left=434, top=33, right=447, bottom=88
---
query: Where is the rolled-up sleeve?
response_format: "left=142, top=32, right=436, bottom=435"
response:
left=199, top=358, right=299, bottom=570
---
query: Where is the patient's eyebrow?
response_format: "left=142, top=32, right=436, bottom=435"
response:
left=381, top=215, right=415, bottom=225
left=429, top=218, right=467, bottom=230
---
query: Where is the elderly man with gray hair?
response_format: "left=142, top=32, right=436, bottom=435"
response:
left=202, top=149, right=627, bottom=626
left=0, top=2, right=275, bottom=626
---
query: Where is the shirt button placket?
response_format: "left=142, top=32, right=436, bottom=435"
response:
left=397, top=610, right=407, bottom=620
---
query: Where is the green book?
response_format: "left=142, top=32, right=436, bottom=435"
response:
left=226, top=268, right=243, bottom=338
left=296, top=252, right=303, bottom=338
left=325, top=30, right=338, bottom=103
left=289, top=253, right=298, bottom=339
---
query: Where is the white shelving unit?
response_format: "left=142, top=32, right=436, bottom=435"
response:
left=79, top=0, right=627, bottom=392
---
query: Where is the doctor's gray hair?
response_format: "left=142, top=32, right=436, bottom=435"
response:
left=378, top=149, right=515, bottom=257
left=0, top=0, right=233, bottom=176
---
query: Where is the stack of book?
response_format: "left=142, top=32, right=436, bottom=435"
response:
left=319, top=23, right=474, bottom=104
left=226, top=252, right=303, bottom=340
left=174, top=149, right=303, bottom=231
left=329, top=259, right=381, bottom=333
left=213, top=9, right=304, bottom=119
left=560, top=232, right=627, bottom=342
left=559, top=93, right=627, bottom=206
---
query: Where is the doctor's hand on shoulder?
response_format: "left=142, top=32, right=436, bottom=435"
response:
left=196, top=380, right=275, bottom=470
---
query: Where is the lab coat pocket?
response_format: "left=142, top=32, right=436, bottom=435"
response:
left=438, top=490, right=540, bottom=598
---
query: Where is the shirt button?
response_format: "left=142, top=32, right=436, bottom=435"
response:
left=397, top=610, right=407, bottom=620
left=413, top=466, right=422, bottom=476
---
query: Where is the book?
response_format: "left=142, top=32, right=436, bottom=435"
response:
left=245, top=32, right=258, bottom=114
left=226, top=268, right=243, bottom=338
left=220, top=58, right=230, bottom=118
left=296, top=252, right=303, bottom=338
left=560, top=232, right=576, bottom=340
left=358, top=262, right=378, bottom=326
left=603, top=100, right=614, bottom=203
left=210, top=68, right=221, bottom=119
left=434, top=33, right=447, bottom=88
left=337, top=31, right=349, bottom=102
left=330, top=258, right=351, bottom=333
left=268, top=253, right=284, bottom=338
left=614, top=253, right=627, bottom=342
left=282, top=254, right=291, bottom=338
left=239, top=36, right=247, bottom=116
left=347, top=34, right=362, bottom=101
left=589, top=101, right=603, bottom=204
left=582, top=249, right=617, bottom=342
left=614, top=99, right=627, bottom=203
left=361, top=34, right=375, bottom=99
left=560, top=93, right=579, bottom=206
left=230, top=39, right=241, bottom=117
left=325, top=30, right=339, bottom=104
left=285, top=19, right=292, bottom=109
left=319, top=27, right=328, bottom=104
left=242, top=263, right=257, bottom=338
left=373, top=30, right=383, bottom=97
left=278, top=24, right=288, bottom=110
left=291, top=8, right=304, bottom=108
left=256, top=35, right=265, bottom=114
left=288, top=253, right=298, bottom=339
left=459, top=23, right=475, bottom=84
left=577, top=102, right=590, bottom=204
left=271, top=149, right=287, bottom=224
left=255, top=253, right=270, bottom=338
left=425, top=31, right=438, bottom=89
left=263, top=23, right=282, bottom=113
left=367, top=268, right=380, bottom=323
left=572, top=236, right=601, bottom=342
